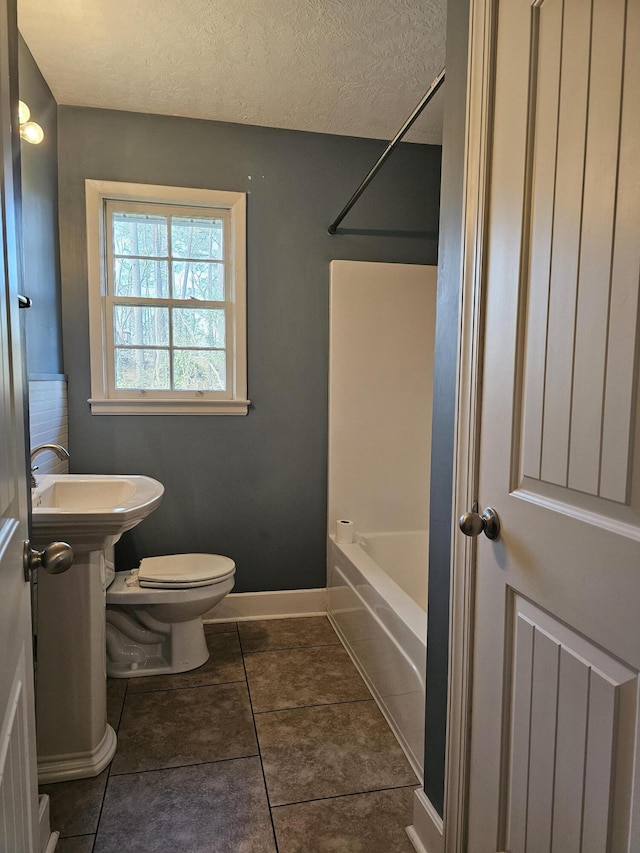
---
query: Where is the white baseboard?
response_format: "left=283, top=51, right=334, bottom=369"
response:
left=43, top=833, right=59, bottom=853
left=406, top=788, right=444, bottom=853
left=203, top=588, right=327, bottom=623
left=37, top=724, right=117, bottom=784
left=38, top=794, right=59, bottom=853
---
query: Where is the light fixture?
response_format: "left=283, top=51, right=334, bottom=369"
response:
left=18, top=100, right=44, bottom=144
left=18, top=100, right=30, bottom=124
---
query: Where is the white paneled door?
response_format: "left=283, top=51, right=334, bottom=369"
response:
left=465, top=0, right=640, bottom=849
left=0, top=0, right=39, bottom=849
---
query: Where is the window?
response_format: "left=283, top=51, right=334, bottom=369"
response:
left=86, top=181, right=248, bottom=414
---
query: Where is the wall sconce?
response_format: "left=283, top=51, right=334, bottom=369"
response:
left=18, top=100, right=44, bottom=145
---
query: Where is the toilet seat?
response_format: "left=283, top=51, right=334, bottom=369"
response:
left=105, top=553, right=236, bottom=679
left=137, top=553, right=235, bottom=589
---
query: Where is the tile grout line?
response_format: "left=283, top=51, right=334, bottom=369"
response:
left=240, top=641, right=341, bottom=656
left=240, top=643, right=281, bottom=853
left=110, top=680, right=128, bottom=731
left=108, top=752, right=261, bottom=779
left=91, top=677, right=129, bottom=852
left=204, top=622, right=239, bottom=631
left=253, top=696, right=375, bottom=715
left=60, top=832, right=97, bottom=840
left=125, top=676, right=246, bottom=696
left=269, top=781, right=421, bottom=811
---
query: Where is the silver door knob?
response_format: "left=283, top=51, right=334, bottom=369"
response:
left=458, top=507, right=500, bottom=540
left=23, top=539, right=73, bottom=580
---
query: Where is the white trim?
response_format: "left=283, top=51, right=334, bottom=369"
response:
left=87, top=398, right=250, bottom=415
left=42, top=835, right=59, bottom=853
left=407, top=789, right=444, bottom=853
left=203, top=588, right=327, bottom=623
left=85, top=180, right=247, bottom=415
left=38, top=795, right=59, bottom=853
left=86, top=180, right=245, bottom=209
left=37, top=723, right=117, bottom=784
left=514, top=483, right=640, bottom=542
left=444, top=0, right=495, bottom=848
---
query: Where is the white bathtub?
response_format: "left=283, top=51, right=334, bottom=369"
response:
left=327, top=530, right=428, bottom=779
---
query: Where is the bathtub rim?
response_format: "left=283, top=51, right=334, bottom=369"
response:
left=329, top=533, right=427, bottom=644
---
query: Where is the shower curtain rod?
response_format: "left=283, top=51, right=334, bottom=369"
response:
left=328, top=68, right=446, bottom=235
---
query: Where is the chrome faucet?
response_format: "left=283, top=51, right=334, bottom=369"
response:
left=30, top=444, right=70, bottom=488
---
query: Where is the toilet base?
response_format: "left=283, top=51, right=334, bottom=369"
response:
left=106, top=613, right=210, bottom=678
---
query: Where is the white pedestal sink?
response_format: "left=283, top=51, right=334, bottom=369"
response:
left=32, top=474, right=164, bottom=783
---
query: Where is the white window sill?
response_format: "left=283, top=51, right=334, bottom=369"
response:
left=88, top=398, right=250, bottom=416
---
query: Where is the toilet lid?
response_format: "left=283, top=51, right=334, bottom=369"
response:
left=137, top=554, right=235, bottom=588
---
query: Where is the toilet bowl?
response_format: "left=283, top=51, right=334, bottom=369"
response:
left=105, top=553, right=235, bottom=678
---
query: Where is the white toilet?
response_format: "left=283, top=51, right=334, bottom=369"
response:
left=105, top=553, right=235, bottom=678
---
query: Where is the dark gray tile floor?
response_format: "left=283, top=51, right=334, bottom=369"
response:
left=244, top=644, right=371, bottom=712
left=42, top=616, right=419, bottom=851
left=56, top=836, right=96, bottom=853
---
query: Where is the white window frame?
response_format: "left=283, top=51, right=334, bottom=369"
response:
left=85, top=180, right=248, bottom=415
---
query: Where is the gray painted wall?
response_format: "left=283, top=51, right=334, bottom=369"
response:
left=18, top=36, right=63, bottom=375
left=423, top=0, right=470, bottom=816
left=57, top=106, right=441, bottom=592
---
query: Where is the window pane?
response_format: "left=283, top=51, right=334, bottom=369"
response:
left=171, top=216, right=224, bottom=260
left=114, top=306, right=169, bottom=346
left=113, top=258, right=169, bottom=297
left=173, top=350, right=226, bottom=391
left=113, top=212, right=167, bottom=257
left=173, top=308, right=225, bottom=348
left=115, top=348, right=170, bottom=389
left=172, top=261, right=224, bottom=301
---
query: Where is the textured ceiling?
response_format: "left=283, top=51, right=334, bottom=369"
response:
left=18, top=0, right=446, bottom=144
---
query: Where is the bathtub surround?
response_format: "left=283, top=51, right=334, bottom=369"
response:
left=327, top=261, right=436, bottom=780
left=327, top=261, right=436, bottom=534
left=361, top=531, right=429, bottom=610
left=56, top=106, right=441, bottom=595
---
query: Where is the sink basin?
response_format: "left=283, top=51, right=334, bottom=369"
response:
left=34, top=477, right=138, bottom=510
left=32, top=474, right=164, bottom=550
